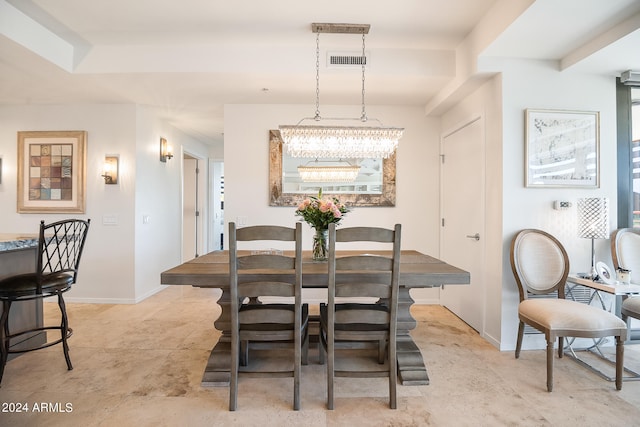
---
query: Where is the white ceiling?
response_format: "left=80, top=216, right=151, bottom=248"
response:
left=1, top=0, right=640, bottom=145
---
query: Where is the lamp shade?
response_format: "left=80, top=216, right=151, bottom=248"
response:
left=577, top=197, right=609, bottom=239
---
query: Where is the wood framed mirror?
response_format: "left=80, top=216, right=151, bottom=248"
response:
left=269, top=130, right=396, bottom=207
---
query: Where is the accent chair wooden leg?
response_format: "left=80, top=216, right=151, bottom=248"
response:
left=515, top=321, right=524, bottom=359
left=557, top=336, right=564, bottom=359
left=546, top=339, right=554, bottom=392
left=616, top=336, right=624, bottom=391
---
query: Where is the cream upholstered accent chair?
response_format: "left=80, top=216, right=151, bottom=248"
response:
left=611, top=228, right=640, bottom=324
left=510, top=229, right=627, bottom=391
left=228, top=222, right=309, bottom=411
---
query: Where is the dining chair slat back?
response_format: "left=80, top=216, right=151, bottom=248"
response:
left=320, top=223, right=401, bottom=410
left=228, top=222, right=308, bottom=411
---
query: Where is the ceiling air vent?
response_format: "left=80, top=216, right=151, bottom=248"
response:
left=327, top=51, right=370, bottom=68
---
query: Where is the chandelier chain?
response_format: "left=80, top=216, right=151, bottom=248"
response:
left=278, top=23, right=404, bottom=159
left=361, top=32, right=367, bottom=122
left=315, top=32, right=321, bottom=120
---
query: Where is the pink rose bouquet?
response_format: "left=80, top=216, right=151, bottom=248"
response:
left=295, top=190, right=349, bottom=230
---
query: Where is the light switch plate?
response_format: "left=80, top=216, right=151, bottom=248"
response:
left=102, top=214, right=119, bottom=225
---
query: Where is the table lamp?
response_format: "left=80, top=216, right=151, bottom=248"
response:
left=577, top=197, right=609, bottom=280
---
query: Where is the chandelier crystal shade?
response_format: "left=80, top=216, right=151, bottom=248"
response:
left=279, top=23, right=403, bottom=159
left=280, top=125, right=403, bottom=159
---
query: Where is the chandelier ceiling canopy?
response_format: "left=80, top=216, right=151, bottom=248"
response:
left=279, top=23, right=403, bottom=160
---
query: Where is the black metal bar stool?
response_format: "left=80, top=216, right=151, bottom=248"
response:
left=0, top=219, right=90, bottom=385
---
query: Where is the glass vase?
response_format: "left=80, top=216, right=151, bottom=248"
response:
left=312, top=228, right=329, bottom=261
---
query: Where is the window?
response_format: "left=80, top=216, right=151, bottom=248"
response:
left=616, top=80, right=640, bottom=228
left=633, top=88, right=640, bottom=227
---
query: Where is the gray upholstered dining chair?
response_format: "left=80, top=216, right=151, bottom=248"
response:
left=228, top=222, right=309, bottom=411
left=319, top=223, right=401, bottom=409
left=611, top=228, right=640, bottom=325
left=0, top=219, right=90, bottom=385
left=510, top=228, right=627, bottom=391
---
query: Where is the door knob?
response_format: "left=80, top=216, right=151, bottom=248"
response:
left=466, top=233, right=480, bottom=241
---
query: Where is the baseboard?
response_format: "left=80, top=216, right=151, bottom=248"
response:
left=482, top=331, right=500, bottom=349
left=63, top=285, right=167, bottom=304
left=410, top=297, right=441, bottom=305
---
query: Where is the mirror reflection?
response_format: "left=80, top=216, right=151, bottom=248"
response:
left=269, top=130, right=396, bottom=207
left=283, top=156, right=383, bottom=195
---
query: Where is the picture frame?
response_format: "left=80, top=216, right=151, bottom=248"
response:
left=525, top=109, right=599, bottom=188
left=268, top=130, right=396, bottom=207
left=17, top=130, right=87, bottom=213
left=596, top=261, right=616, bottom=285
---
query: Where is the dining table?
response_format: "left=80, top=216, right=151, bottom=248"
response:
left=160, top=249, right=470, bottom=386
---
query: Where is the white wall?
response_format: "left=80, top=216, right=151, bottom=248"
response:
left=134, top=106, right=211, bottom=302
left=499, top=59, right=619, bottom=350
left=224, top=104, right=442, bottom=303
left=0, top=104, right=208, bottom=303
left=0, top=104, right=138, bottom=301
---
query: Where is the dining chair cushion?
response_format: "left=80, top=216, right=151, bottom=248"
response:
left=622, top=296, right=640, bottom=320
left=519, top=299, right=627, bottom=339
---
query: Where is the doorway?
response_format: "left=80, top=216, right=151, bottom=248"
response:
left=440, top=116, right=486, bottom=334
left=183, top=153, right=206, bottom=261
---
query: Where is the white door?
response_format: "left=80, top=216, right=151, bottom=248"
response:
left=210, top=160, right=225, bottom=250
left=440, top=116, right=485, bottom=333
left=183, top=156, right=198, bottom=261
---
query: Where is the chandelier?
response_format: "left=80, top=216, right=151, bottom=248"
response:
left=297, top=160, right=361, bottom=183
left=279, top=23, right=403, bottom=159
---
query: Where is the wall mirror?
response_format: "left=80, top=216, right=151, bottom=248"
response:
left=269, top=130, right=396, bottom=206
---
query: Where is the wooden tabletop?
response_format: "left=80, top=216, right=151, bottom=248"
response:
left=161, top=249, right=470, bottom=289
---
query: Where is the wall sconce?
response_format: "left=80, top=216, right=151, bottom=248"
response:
left=0, top=157, right=2, bottom=184
left=101, top=156, right=119, bottom=184
left=160, top=137, right=173, bottom=162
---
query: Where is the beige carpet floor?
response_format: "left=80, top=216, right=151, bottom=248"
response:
left=0, top=285, right=639, bottom=426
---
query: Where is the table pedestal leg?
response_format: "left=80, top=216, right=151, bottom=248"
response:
left=396, top=287, right=429, bottom=385
left=202, top=288, right=231, bottom=386
left=199, top=286, right=431, bottom=386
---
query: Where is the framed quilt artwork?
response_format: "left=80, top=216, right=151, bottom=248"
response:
left=17, top=131, right=87, bottom=213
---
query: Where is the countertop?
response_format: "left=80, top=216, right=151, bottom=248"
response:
left=0, top=234, right=39, bottom=253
